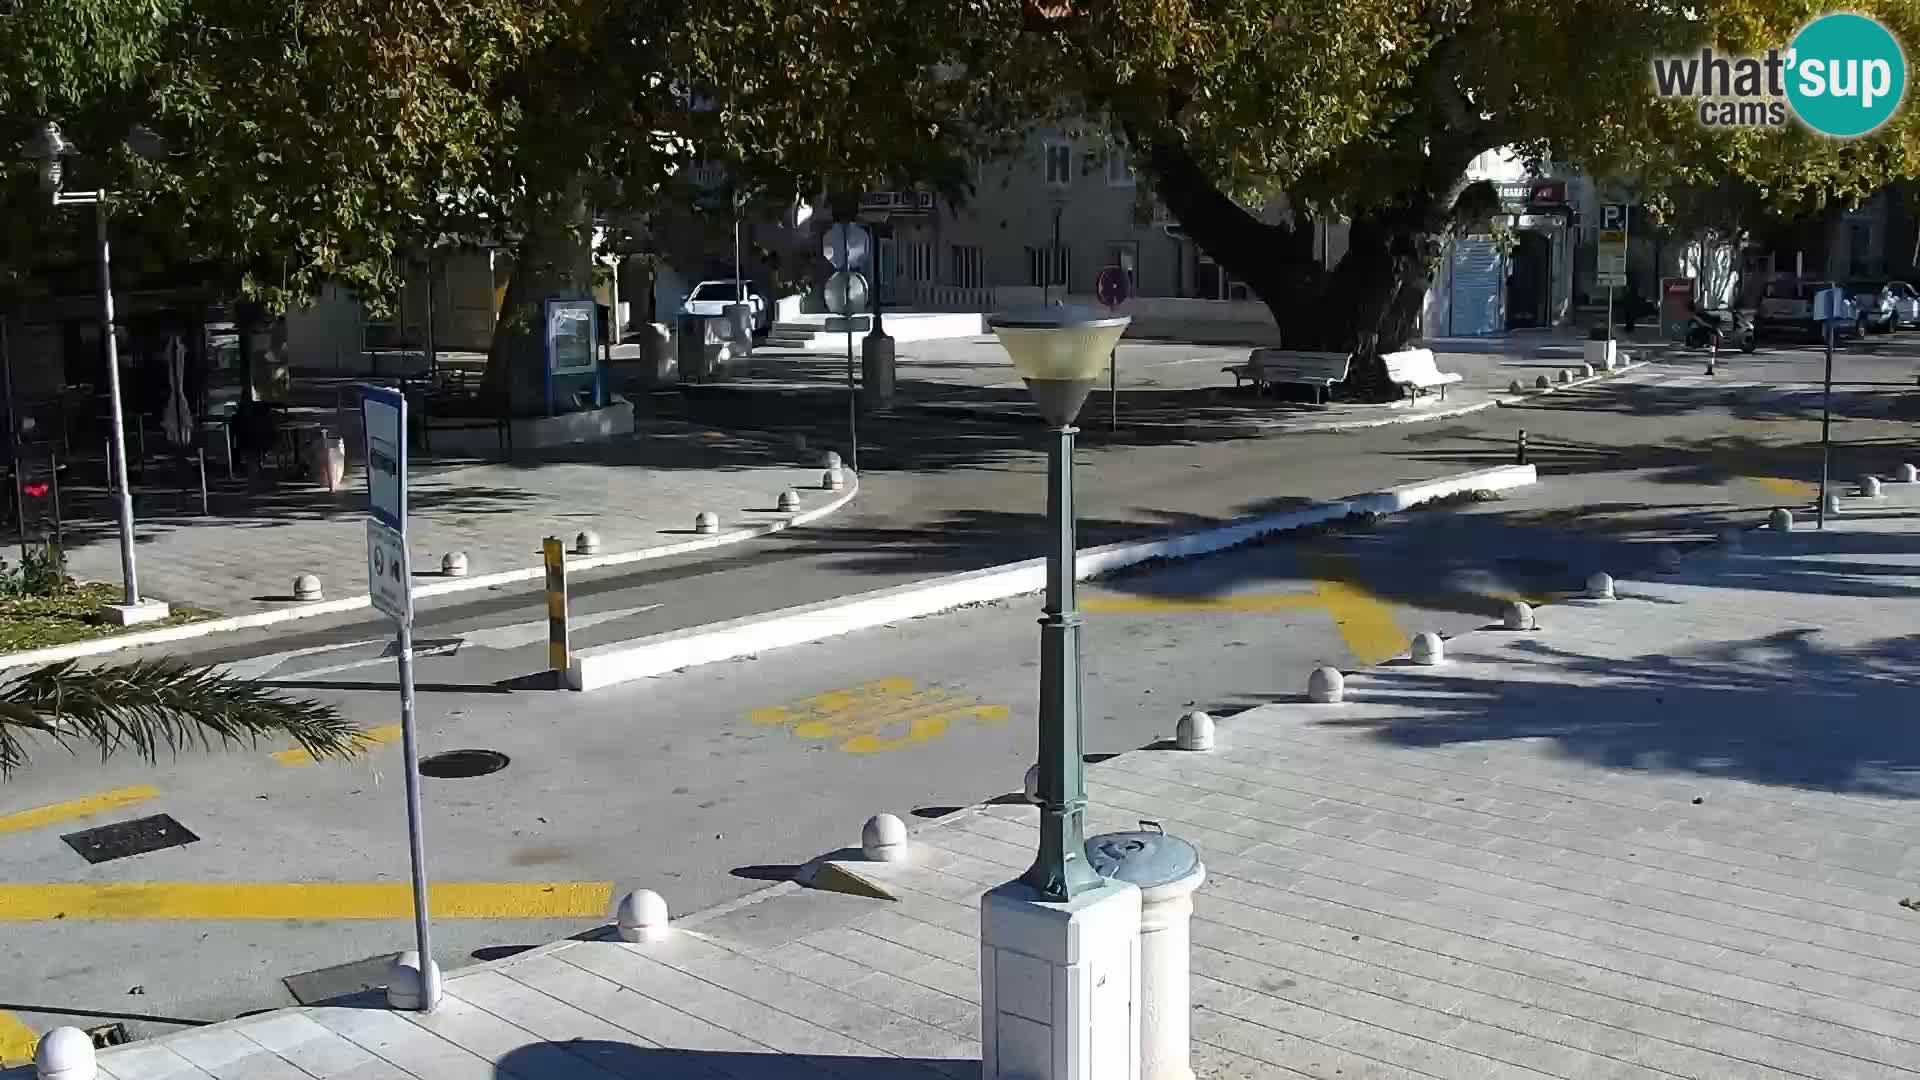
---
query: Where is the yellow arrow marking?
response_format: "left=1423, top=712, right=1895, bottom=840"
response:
left=1306, top=553, right=1411, bottom=666
left=0, top=1011, right=36, bottom=1068
left=0, top=786, right=159, bottom=835
left=0, top=881, right=612, bottom=921
left=272, top=723, right=402, bottom=766
left=751, top=678, right=1008, bottom=753
left=1749, top=475, right=1818, bottom=500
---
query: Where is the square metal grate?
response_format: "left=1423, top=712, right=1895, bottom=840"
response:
left=61, top=814, right=200, bottom=864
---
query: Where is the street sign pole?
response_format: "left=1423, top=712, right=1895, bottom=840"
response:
left=824, top=229, right=870, bottom=474
left=1820, top=319, right=1835, bottom=530
left=360, top=385, right=438, bottom=1011
left=1096, top=265, right=1132, bottom=433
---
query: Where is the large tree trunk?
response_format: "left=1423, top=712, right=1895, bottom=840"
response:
left=1143, top=137, right=1473, bottom=402
left=481, top=180, right=595, bottom=416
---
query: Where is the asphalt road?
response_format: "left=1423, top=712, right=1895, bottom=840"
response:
left=1, top=336, right=1916, bottom=1059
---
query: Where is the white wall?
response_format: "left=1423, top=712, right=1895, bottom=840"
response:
left=282, top=283, right=365, bottom=371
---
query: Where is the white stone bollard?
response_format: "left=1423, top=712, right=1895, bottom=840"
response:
left=694, top=511, right=720, bottom=534
left=1826, top=492, right=1843, bottom=516
left=1023, top=764, right=1041, bottom=803
left=386, top=950, right=443, bottom=1010
left=293, top=574, right=323, bottom=601
left=35, top=1026, right=96, bottom=1080
left=574, top=529, right=601, bottom=555
left=1899, top=463, right=1918, bottom=484
left=1578, top=363, right=1594, bottom=378
left=1410, top=632, right=1444, bottom=665
left=1769, top=507, right=1793, bottom=533
left=1503, top=601, right=1535, bottom=630
left=822, top=451, right=842, bottom=470
left=822, top=468, right=845, bottom=491
left=1507, top=380, right=1524, bottom=394
left=1534, top=375, right=1552, bottom=389
left=1860, top=475, right=1883, bottom=498
left=1174, top=711, right=1214, bottom=752
left=441, top=551, right=468, bottom=577
left=1307, top=666, right=1344, bottom=703
left=777, top=489, right=802, bottom=512
left=1585, top=572, right=1615, bottom=600
left=1556, top=369, right=1575, bottom=384
left=862, top=813, right=909, bottom=862
left=615, top=889, right=671, bottom=943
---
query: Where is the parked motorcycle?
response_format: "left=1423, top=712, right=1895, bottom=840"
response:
left=1685, top=307, right=1758, bottom=353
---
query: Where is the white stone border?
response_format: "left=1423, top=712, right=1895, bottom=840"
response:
left=566, top=464, right=1538, bottom=691
left=1498, top=357, right=1650, bottom=403
left=0, top=473, right=860, bottom=672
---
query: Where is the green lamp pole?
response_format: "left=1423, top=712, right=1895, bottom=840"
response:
left=987, top=308, right=1130, bottom=902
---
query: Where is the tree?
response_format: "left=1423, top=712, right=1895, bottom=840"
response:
left=0, top=660, right=361, bottom=776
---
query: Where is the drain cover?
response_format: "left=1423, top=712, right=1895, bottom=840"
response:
left=62, top=814, right=199, bottom=864
left=418, top=749, right=509, bottom=778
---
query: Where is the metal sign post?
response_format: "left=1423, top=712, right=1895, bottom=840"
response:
left=1598, top=204, right=1630, bottom=346
left=1814, top=287, right=1844, bottom=531
left=543, top=537, right=570, bottom=678
left=1096, top=266, right=1133, bottom=432
left=360, top=384, right=439, bottom=1011
left=823, top=232, right=870, bottom=475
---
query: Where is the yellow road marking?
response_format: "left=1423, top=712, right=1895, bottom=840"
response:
left=750, top=677, right=1009, bottom=753
left=0, top=785, right=158, bottom=835
left=1081, top=592, right=1322, bottom=614
left=272, top=723, right=402, bottom=766
left=1749, top=475, right=1818, bottom=500
left=1305, top=553, right=1409, bottom=666
left=0, top=1010, right=35, bottom=1067
left=0, top=881, right=613, bottom=921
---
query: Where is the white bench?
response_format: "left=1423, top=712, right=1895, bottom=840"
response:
left=1384, top=348, right=1464, bottom=400
left=1223, top=350, right=1352, bottom=404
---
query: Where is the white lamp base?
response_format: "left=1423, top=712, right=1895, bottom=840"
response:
left=1583, top=339, right=1618, bottom=371
left=981, top=877, right=1142, bottom=1080
left=101, top=600, right=169, bottom=627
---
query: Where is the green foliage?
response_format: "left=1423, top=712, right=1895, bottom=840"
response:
left=0, top=659, right=362, bottom=776
left=0, top=543, right=72, bottom=601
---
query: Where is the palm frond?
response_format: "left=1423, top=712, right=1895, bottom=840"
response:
left=0, top=660, right=365, bottom=777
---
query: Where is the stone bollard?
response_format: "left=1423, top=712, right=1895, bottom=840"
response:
left=35, top=1026, right=96, bottom=1080
left=616, top=889, right=671, bottom=943
left=694, top=511, right=720, bottom=534
left=1654, top=545, right=1682, bottom=573
left=1507, top=380, right=1524, bottom=394
left=1899, top=463, right=1918, bottom=484
left=1410, top=632, right=1444, bottom=665
left=1503, top=601, right=1535, bottom=630
left=1586, top=572, right=1615, bottom=600
left=1023, top=764, right=1040, bottom=803
left=574, top=530, right=601, bottom=555
left=1860, top=475, right=1883, bottom=498
left=386, top=950, right=442, bottom=1011
left=822, top=468, right=845, bottom=491
left=1534, top=375, right=1552, bottom=389
left=1086, top=829, right=1205, bottom=1080
left=1175, top=711, right=1214, bottom=752
left=861, top=813, right=909, bottom=862
left=777, top=489, right=802, bottom=513
left=1826, top=492, right=1843, bottom=516
left=1579, top=363, right=1595, bottom=378
left=1769, top=507, right=1793, bottom=533
left=293, top=574, right=323, bottom=601
left=823, top=451, right=842, bottom=470
left=1307, top=666, right=1344, bottom=703
left=441, top=551, right=468, bottom=577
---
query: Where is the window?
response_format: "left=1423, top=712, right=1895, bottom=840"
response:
left=1026, top=245, right=1071, bottom=289
left=1106, top=149, right=1135, bottom=188
left=950, top=245, right=984, bottom=289
left=1043, top=140, right=1073, bottom=189
left=900, top=240, right=935, bottom=283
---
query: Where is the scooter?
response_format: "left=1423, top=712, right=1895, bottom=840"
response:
left=1685, top=307, right=1758, bottom=354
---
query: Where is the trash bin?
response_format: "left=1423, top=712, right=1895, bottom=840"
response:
left=861, top=329, right=895, bottom=411
left=1087, top=824, right=1206, bottom=1080
left=676, top=315, right=732, bottom=382
left=722, top=302, right=755, bottom=356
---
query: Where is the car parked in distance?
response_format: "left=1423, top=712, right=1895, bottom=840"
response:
left=1887, top=280, right=1920, bottom=329
left=1846, top=280, right=1900, bottom=334
left=1757, top=277, right=1865, bottom=341
left=680, top=280, right=770, bottom=335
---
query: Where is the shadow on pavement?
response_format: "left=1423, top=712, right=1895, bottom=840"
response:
left=495, top=1039, right=979, bottom=1079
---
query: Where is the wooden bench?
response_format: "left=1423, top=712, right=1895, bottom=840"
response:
left=1223, top=349, right=1352, bottom=404
left=1384, top=348, right=1464, bottom=400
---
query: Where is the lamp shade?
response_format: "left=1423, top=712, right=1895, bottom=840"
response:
left=988, top=307, right=1130, bottom=383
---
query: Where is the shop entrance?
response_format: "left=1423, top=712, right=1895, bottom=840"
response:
left=1506, top=231, right=1553, bottom=329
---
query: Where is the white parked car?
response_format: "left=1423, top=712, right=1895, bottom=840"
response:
left=1846, top=280, right=1900, bottom=334
left=1887, top=281, right=1920, bottom=329
left=1757, top=278, right=1865, bottom=341
left=680, top=280, right=769, bottom=334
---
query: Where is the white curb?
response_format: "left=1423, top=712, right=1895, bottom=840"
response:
left=0, top=473, right=860, bottom=672
left=566, top=463, right=1537, bottom=691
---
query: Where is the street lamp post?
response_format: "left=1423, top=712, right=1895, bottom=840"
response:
left=979, top=306, right=1140, bottom=1080
left=23, top=121, right=168, bottom=626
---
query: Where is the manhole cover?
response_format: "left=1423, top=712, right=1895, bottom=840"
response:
left=418, top=749, right=509, bottom=778
left=62, top=814, right=200, bottom=864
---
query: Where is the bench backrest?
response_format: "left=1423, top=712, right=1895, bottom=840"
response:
left=1250, top=349, right=1351, bottom=384
left=1383, top=348, right=1439, bottom=381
